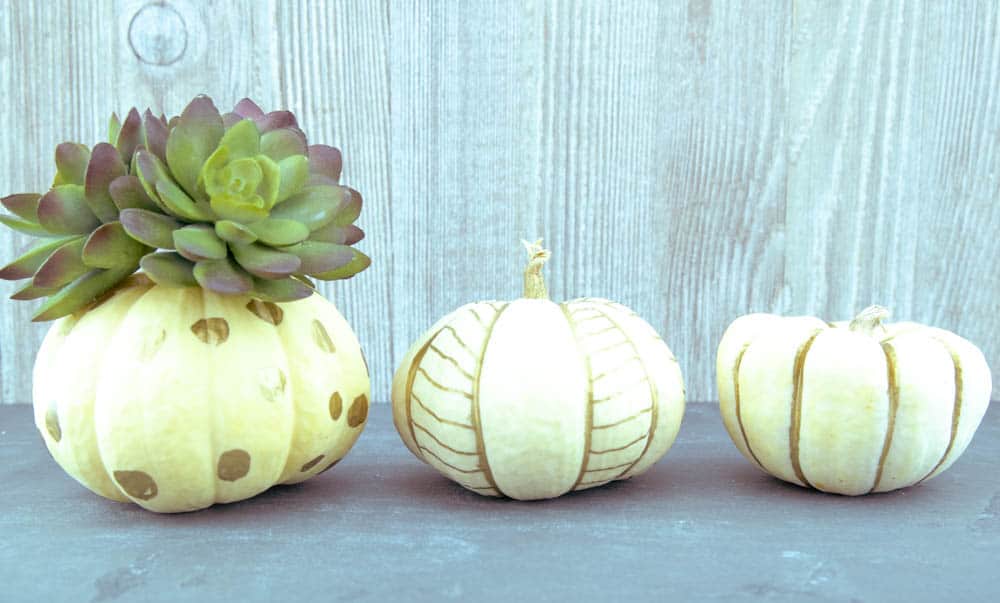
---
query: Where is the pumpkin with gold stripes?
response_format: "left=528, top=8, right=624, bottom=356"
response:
left=391, top=241, right=685, bottom=500
left=34, top=275, right=370, bottom=512
left=717, top=306, right=992, bottom=495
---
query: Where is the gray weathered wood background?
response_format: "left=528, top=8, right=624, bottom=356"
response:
left=1, top=0, right=997, bottom=405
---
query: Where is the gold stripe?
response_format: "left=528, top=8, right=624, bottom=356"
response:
left=592, top=378, right=649, bottom=403
left=733, top=342, right=766, bottom=470
left=419, top=446, right=482, bottom=474
left=561, top=303, right=595, bottom=491
left=917, top=337, right=964, bottom=483
left=592, top=406, right=652, bottom=430
left=412, top=393, right=475, bottom=430
left=417, top=366, right=474, bottom=399
left=471, top=303, right=509, bottom=497
left=789, top=330, right=823, bottom=488
left=466, top=485, right=498, bottom=491
left=469, top=306, right=487, bottom=326
left=578, top=478, right=612, bottom=486
left=584, top=461, right=635, bottom=473
left=869, top=342, right=900, bottom=493
left=428, top=344, right=475, bottom=379
left=441, top=325, right=477, bottom=357
left=591, top=355, right=641, bottom=382
left=412, top=422, right=478, bottom=456
left=403, top=329, right=445, bottom=461
left=591, top=433, right=647, bottom=454
left=592, top=305, right=659, bottom=478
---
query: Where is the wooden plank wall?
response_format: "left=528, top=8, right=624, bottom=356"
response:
left=1, top=0, right=997, bottom=405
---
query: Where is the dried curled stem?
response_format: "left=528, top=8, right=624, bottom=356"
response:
left=848, top=305, right=891, bottom=336
left=521, top=239, right=550, bottom=300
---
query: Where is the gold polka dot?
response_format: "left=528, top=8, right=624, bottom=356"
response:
left=329, top=392, right=343, bottom=420
left=191, top=317, right=230, bottom=345
left=317, top=459, right=340, bottom=476
left=217, top=449, right=251, bottom=481
left=300, top=455, right=325, bottom=472
left=312, top=320, right=335, bottom=353
left=246, top=300, right=283, bottom=326
left=113, top=470, right=158, bottom=500
left=45, top=401, right=61, bottom=442
left=347, top=394, right=368, bottom=428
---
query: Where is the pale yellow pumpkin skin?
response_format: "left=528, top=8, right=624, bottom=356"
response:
left=32, top=278, right=370, bottom=513
left=717, top=311, right=992, bottom=495
left=391, top=297, right=685, bottom=500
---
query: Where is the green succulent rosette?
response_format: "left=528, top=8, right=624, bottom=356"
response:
left=0, top=96, right=369, bottom=321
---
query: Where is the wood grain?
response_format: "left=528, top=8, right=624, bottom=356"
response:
left=1, top=0, right=997, bottom=405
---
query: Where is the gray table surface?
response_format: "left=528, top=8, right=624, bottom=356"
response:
left=1, top=402, right=998, bottom=602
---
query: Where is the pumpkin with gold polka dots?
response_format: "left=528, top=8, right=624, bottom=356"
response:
left=716, top=306, right=992, bottom=495
left=391, top=241, right=685, bottom=500
left=32, top=274, right=370, bottom=512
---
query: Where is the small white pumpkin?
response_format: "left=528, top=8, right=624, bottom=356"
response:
left=33, top=275, right=370, bottom=512
left=717, top=306, right=992, bottom=495
left=391, top=241, right=685, bottom=500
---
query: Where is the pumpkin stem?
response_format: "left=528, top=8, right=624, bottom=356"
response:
left=522, top=239, right=550, bottom=300
left=848, top=305, right=891, bottom=336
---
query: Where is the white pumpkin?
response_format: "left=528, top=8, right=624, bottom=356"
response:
left=391, top=241, right=685, bottom=500
left=33, top=274, right=370, bottom=512
left=717, top=306, right=992, bottom=495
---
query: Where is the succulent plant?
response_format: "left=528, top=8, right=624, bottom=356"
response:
left=0, top=96, right=368, bottom=321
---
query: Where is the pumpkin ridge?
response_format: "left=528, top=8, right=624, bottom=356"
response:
left=733, top=341, right=766, bottom=471
left=559, top=302, right=595, bottom=492
left=93, top=283, right=164, bottom=502
left=589, top=306, right=660, bottom=481
left=470, top=303, right=509, bottom=497
left=869, top=342, right=901, bottom=493
left=916, top=336, right=964, bottom=484
left=411, top=392, right=475, bottom=429
left=789, top=330, right=824, bottom=489
left=271, top=298, right=301, bottom=485
left=403, top=327, right=447, bottom=464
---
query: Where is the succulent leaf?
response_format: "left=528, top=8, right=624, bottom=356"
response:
left=332, top=187, right=363, bottom=226
left=193, top=258, right=253, bottom=295
left=276, top=155, right=309, bottom=202
left=248, top=218, right=310, bottom=246
left=37, top=186, right=101, bottom=234
left=84, top=143, right=127, bottom=222
left=261, top=129, right=307, bottom=161
left=165, top=96, right=224, bottom=202
left=281, top=241, right=354, bottom=274
left=311, top=248, right=371, bottom=281
left=230, top=243, right=302, bottom=279
left=109, top=176, right=159, bottom=212
left=119, top=208, right=180, bottom=249
left=115, top=108, right=143, bottom=164
left=2, top=193, right=42, bottom=221
left=269, top=184, right=342, bottom=230
left=10, top=281, right=59, bottom=301
left=232, top=98, right=265, bottom=120
left=142, top=109, right=169, bottom=162
left=0, top=214, right=52, bottom=237
left=309, top=222, right=365, bottom=245
left=82, top=222, right=149, bottom=269
left=140, top=252, right=197, bottom=287
left=135, top=150, right=213, bottom=221
left=251, top=275, right=314, bottom=302
left=32, top=266, right=135, bottom=322
left=215, top=220, right=258, bottom=245
left=54, top=143, right=91, bottom=186
left=33, top=238, right=88, bottom=288
left=173, top=225, right=227, bottom=262
left=307, top=144, right=343, bottom=182
left=108, top=113, right=122, bottom=148
left=0, top=236, right=79, bottom=280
